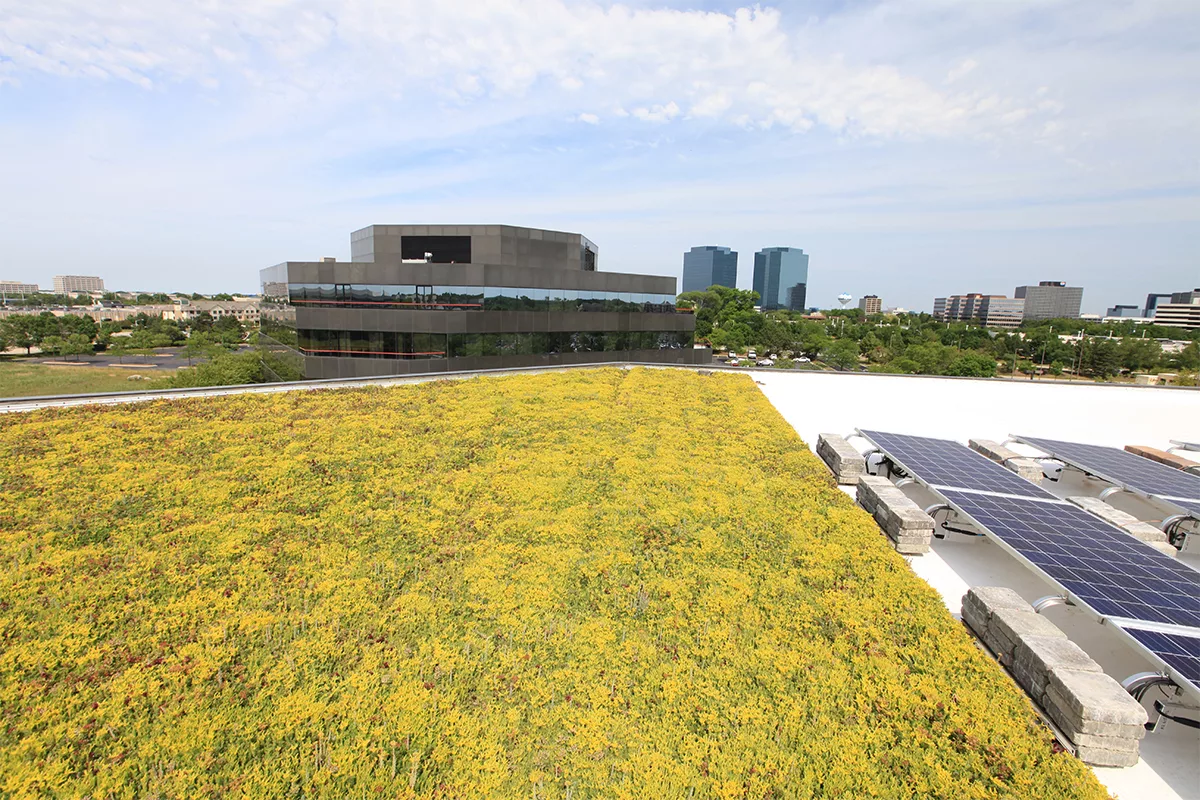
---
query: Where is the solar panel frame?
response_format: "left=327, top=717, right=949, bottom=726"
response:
left=1012, top=435, right=1200, bottom=518
left=857, top=429, right=1055, bottom=499
left=1169, top=440, right=1200, bottom=453
left=937, top=489, right=1200, bottom=630
left=1111, top=624, right=1200, bottom=703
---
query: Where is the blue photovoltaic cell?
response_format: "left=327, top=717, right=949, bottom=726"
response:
left=1119, top=627, right=1200, bottom=687
left=939, top=489, right=1200, bottom=629
left=859, top=430, right=1053, bottom=499
left=1015, top=435, right=1200, bottom=506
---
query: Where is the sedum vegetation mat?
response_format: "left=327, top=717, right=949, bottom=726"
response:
left=0, top=368, right=1107, bottom=799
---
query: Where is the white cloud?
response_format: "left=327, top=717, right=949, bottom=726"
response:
left=946, top=58, right=978, bottom=83
left=0, top=0, right=1045, bottom=140
left=632, top=101, right=681, bottom=123
left=577, top=112, right=599, bottom=124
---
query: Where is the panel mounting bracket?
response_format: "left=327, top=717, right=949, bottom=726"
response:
left=1032, top=595, right=1073, bottom=613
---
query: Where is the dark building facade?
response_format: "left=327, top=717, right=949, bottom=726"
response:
left=682, top=246, right=738, bottom=294
left=752, top=247, right=808, bottom=311
left=260, top=225, right=704, bottom=380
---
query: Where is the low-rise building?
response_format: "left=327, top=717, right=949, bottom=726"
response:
left=261, top=224, right=703, bottom=380
left=0, top=280, right=40, bottom=298
left=163, top=299, right=261, bottom=325
left=1105, top=304, right=1143, bottom=318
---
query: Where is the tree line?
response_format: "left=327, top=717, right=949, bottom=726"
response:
left=678, top=286, right=1200, bottom=381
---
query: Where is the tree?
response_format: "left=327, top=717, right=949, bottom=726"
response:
left=1083, top=339, right=1119, bottom=379
left=1116, top=338, right=1161, bottom=373
left=1173, top=342, right=1200, bottom=372
left=887, top=357, right=922, bottom=374
left=794, top=321, right=830, bottom=358
left=945, top=352, right=998, bottom=378
left=0, top=315, right=37, bottom=354
left=59, top=314, right=98, bottom=341
left=42, top=333, right=93, bottom=361
left=904, top=342, right=953, bottom=375
left=34, top=312, right=63, bottom=347
left=212, top=315, right=245, bottom=345
left=183, top=332, right=219, bottom=366
left=190, top=312, right=215, bottom=333
left=822, top=338, right=860, bottom=370
left=168, top=350, right=265, bottom=388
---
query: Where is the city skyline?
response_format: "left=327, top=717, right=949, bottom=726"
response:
left=1, top=1, right=1197, bottom=314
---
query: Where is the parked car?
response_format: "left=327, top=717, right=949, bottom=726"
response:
left=756, top=358, right=774, bottom=366
left=729, top=358, right=740, bottom=366
left=797, top=357, right=811, bottom=363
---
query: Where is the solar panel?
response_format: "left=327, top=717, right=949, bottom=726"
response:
left=1118, top=626, right=1200, bottom=687
left=939, top=489, right=1200, bottom=629
left=859, top=430, right=1053, bottom=499
left=1014, top=435, right=1200, bottom=506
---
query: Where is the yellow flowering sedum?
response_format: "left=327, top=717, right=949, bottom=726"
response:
left=0, top=368, right=1107, bottom=798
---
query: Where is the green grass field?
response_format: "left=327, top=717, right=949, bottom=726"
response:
left=0, top=361, right=171, bottom=398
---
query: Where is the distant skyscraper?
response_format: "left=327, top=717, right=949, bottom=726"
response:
left=858, top=295, right=882, bottom=314
left=681, top=246, right=738, bottom=294
left=1105, top=304, right=1143, bottom=318
left=1014, top=281, right=1083, bottom=320
left=752, top=247, right=809, bottom=311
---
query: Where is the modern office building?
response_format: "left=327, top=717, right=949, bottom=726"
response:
left=932, top=293, right=1024, bottom=329
left=260, top=224, right=703, bottom=380
left=53, top=275, right=105, bottom=294
left=858, top=295, right=882, bottom=315
left=1105, top=304, right=1144, bottom=318
left=752, top=247, right=809, bottom=311
left=682, top=246, right=738, bottom=294
left=0, top=280, right=40, bottom=298
left=1153, top=289, right=1200, bottom=330
left=1144, top=293, right=1173, bottom=317
left=1014, top=281, right=1083, bottom=320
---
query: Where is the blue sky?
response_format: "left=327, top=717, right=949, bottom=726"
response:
left=1, top=0, right=1197, bottom=312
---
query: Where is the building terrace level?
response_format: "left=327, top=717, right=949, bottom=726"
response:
left=261, top=224, right=704, bottom=380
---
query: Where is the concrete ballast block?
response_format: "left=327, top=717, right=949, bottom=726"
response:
left=985, top=607, right=1066, bottom=665
left=856, top=476, right=934, bottom=554
left=818, top=434, right=867, bottom=485
left=961, top=586, right=1034, bottom=639
left=1044, top=669, right=1148, bottom=731
left=1068, top=497, right=1172, bottom=554
left=968, top=439, right=1043, bottom=483
left=1073, top=743, right=1140, bottom=768
left=1012, top=635, right=1101, bottom=701
left=1124, top=444, right=1199, bottom=472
